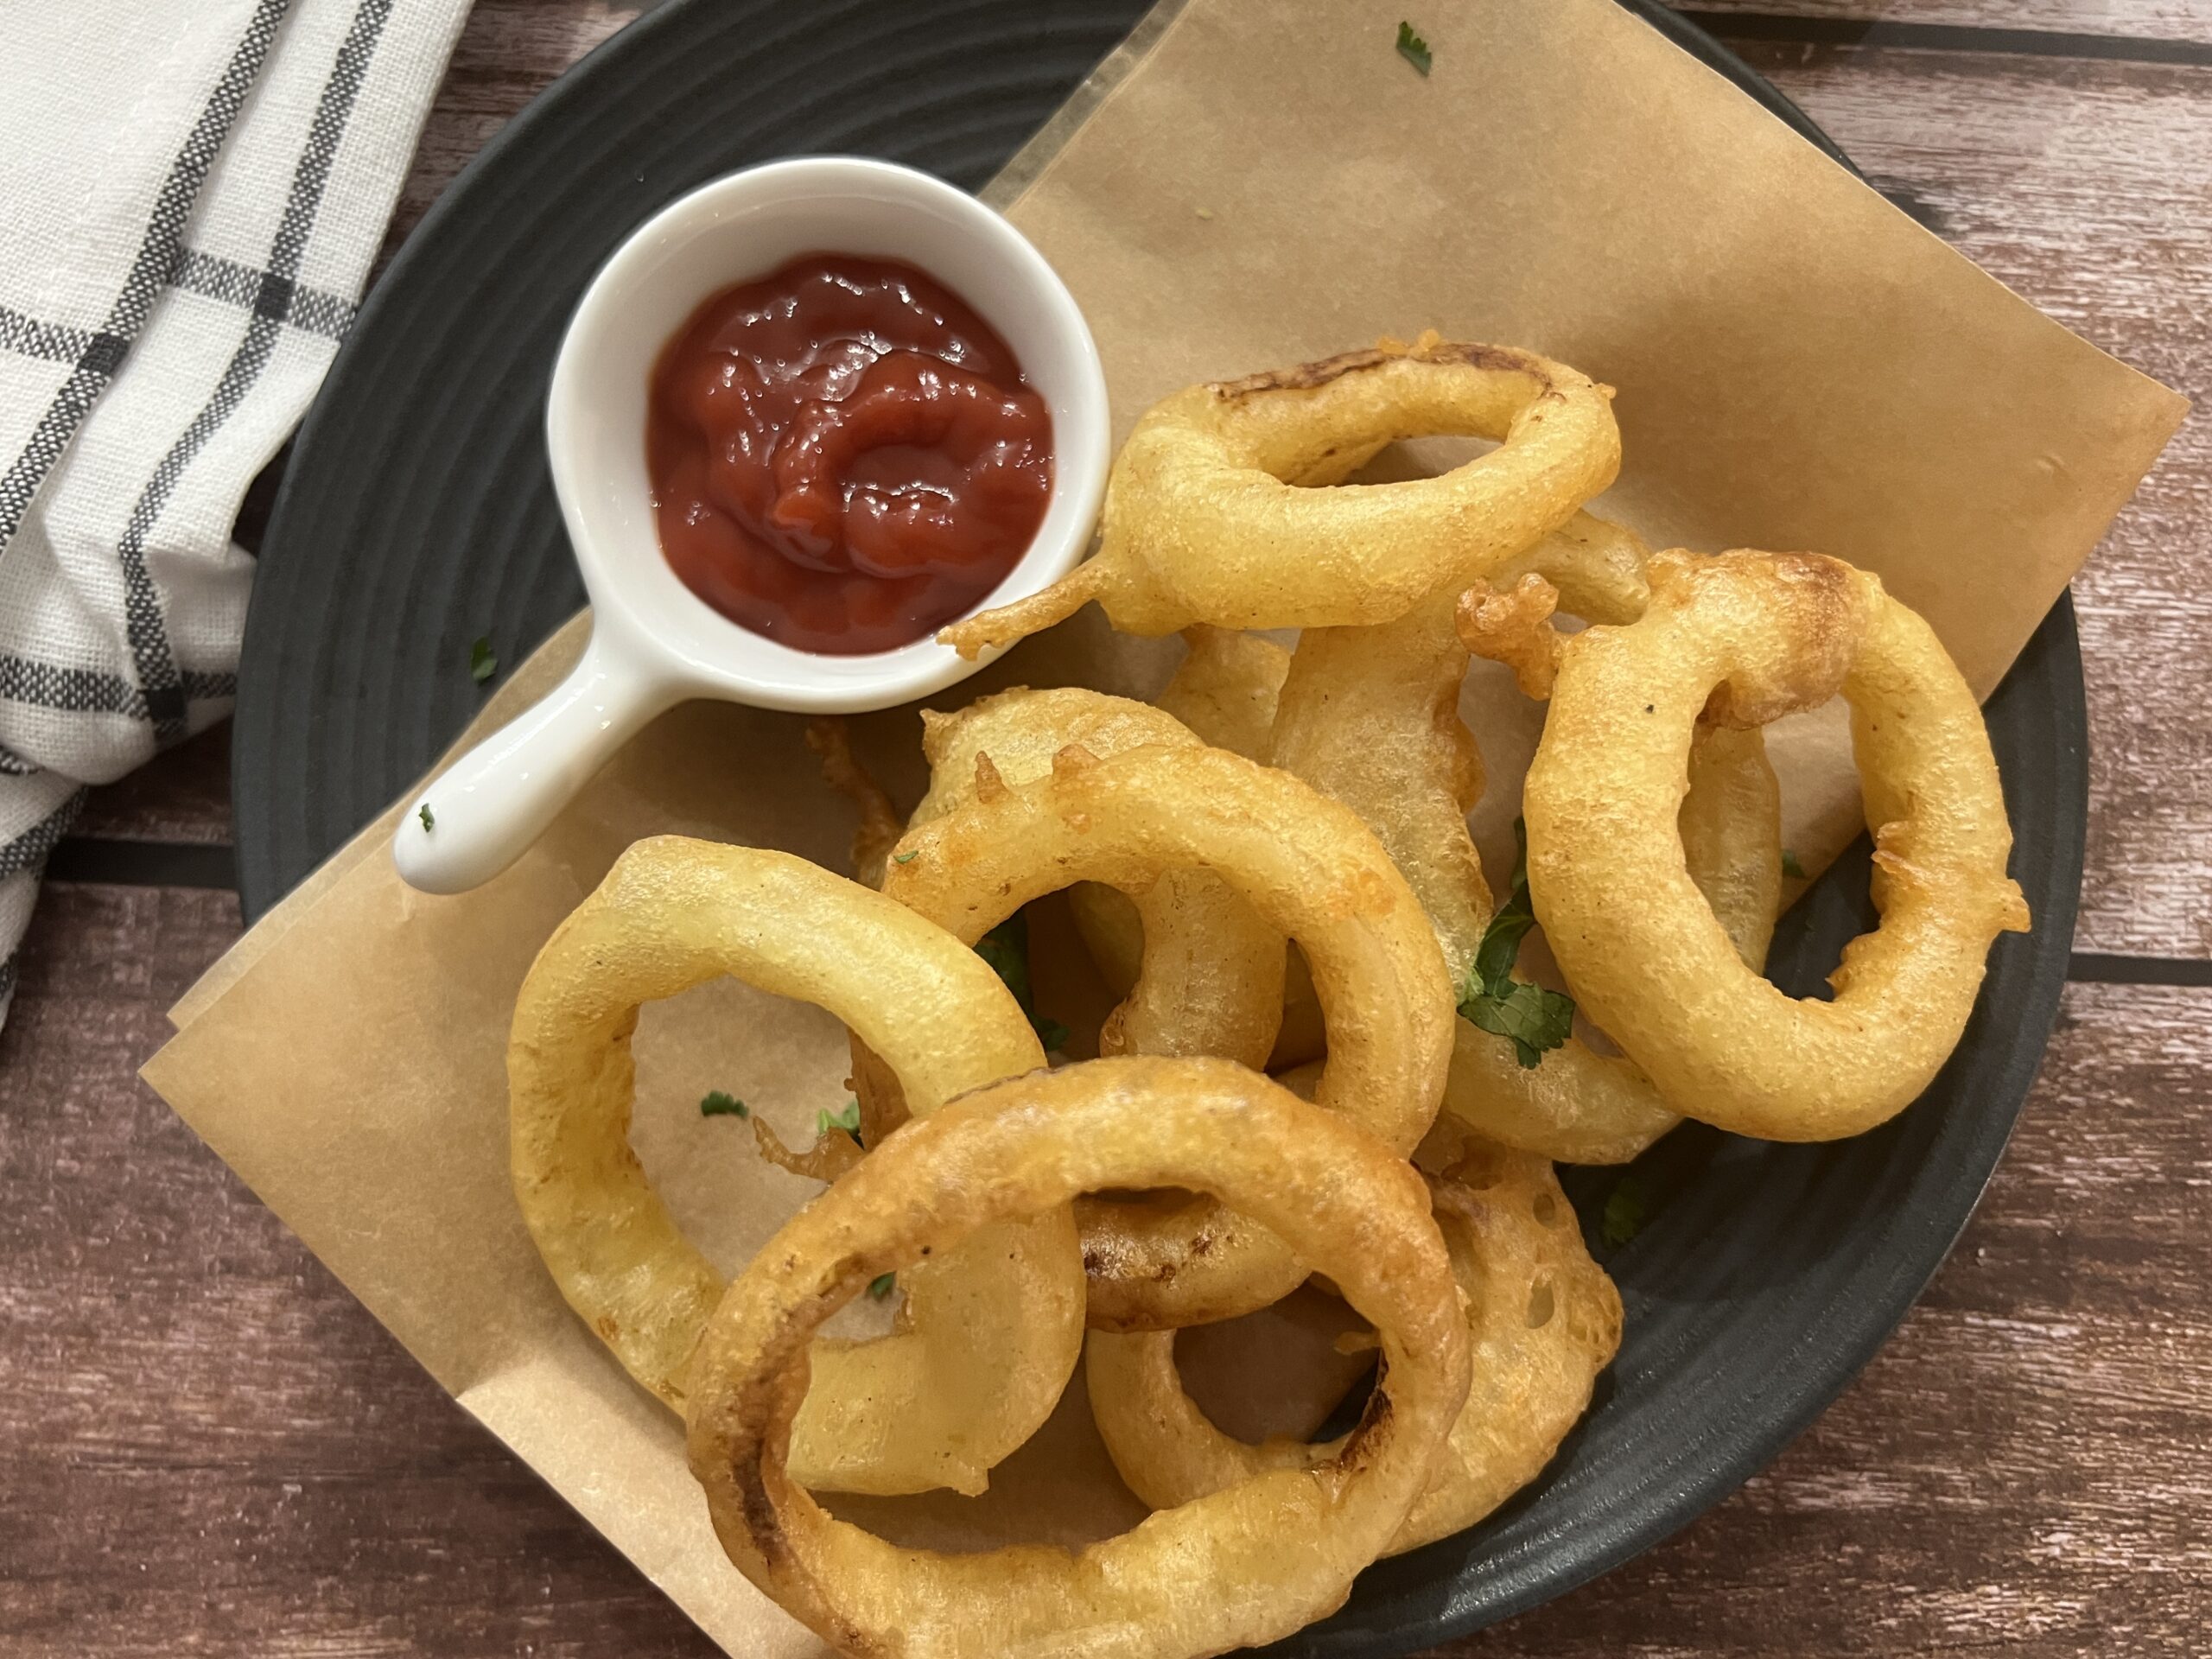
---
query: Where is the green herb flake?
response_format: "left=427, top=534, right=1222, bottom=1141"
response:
left=1601, top=1173, right=1649, bottom=1250
left=867, top=1271, right=897, bottom=1301
left=417, top=803, right=435, bottom=832
left=1455, top=817, right=1576, bottom=1069
left=817, top=1098, right=862, bottom=1140
left=1395, top=20, right=1432, bottom=75
left=1462, top=980, right=1578, bottom=1070
left=469, top=634, right=498, bottom=685
left=976, top=909, right=1071, bottom=1052
left=1781, top=849, right=1806, bottom=880
left=893, top=849, right=919, bottom=865
left=699, top=1090, right=749, bottom=1119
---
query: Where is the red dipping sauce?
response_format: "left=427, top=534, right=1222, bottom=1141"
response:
left=645, top=253, right=1054, bottom=654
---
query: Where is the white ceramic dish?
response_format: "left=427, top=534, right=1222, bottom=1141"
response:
left=392, top=156, right=1109, bottom=894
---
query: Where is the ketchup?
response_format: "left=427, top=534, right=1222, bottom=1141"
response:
left=646, top=253, right=1054, bottom=654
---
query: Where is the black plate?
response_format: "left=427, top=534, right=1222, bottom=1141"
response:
left=234, top=3, right=2085, bottom=1651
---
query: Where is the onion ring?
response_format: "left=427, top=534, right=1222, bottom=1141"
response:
left=1526, top=550, right=2031, bottom=1140
left=1451, top=551, right=1783, bottom=1162
left=683, top=1056, right=1471, bottom=1659
left=1065, top=629, right=1331, bottom=1070
left=906, top=686, right=1286, bottom=1071
left=1153, top=623, right=1293, bottom=757
left=1268, top=531, right=1781, bottom=1165
left=939, top=334, right=1620, bottom=657
left=1082, top=517, right=1664, bottom=1084
left=883, top=742, right=1454, bottom=1329
left=1490, top=508, right=1653, bottom=630
left=507, top=837, right=1084, bottom=1496
left=1087, top=1138, right=1619, bottom=1556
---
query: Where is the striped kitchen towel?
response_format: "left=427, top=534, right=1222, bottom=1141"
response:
left=0, top=0, right=469, bottom=1022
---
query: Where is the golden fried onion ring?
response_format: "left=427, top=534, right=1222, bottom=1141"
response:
left=1448, top=549, right=1783, bottom=1164
left=507, top=838, right=1083, bottom=1496
left=883, top=742, right=1454, bottom=1329
left=1271, top=531, right=1781, bottom=1166
left=1154, top=623, right=1293, bottom=759
left=908, top=687, right=1286, bottom=1072
left=940, top=335, right=1620, bottom=658
left=684, top=1057, right=1471, bottom=1659
left=1268, top=588, right=1495, bottom=982
left=1087, top=1140, right=1619, bottom=1557
left=1528, top=550, right=2031, bottom=1140
left=1080, top=517, right=1662, bottom=1083
left=1065, top=630, right=1330, bottom=1070
left=1433, top=719, right=1783, bottom=1163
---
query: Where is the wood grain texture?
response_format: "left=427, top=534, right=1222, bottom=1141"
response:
left=378, top=0, right=648, bottom=264
left=68, top=724, right=233, bottom=844
left=0, top=885, right=696, bottom=1657
left=1447, top=982, right=2212, bottom=1656
left=1688, top=2, right=2212, bottom=41
left=10, top=5, right=2209, bottom=1658
left=1732, top=38, right=2212, bottom=957
left=3, top=881, right=2202, bottom=1655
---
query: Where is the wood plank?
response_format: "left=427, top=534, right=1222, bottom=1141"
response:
left=3, top=864, right=2202, bottom=1654
left=10, top=9, right=2205, bottom=1657
left=67, top=723, right=233, bottom=845
left=1683, top=2, right=2212, bottom=44
left=1729, top=41, right=2212, bottom=957
left=0, top=881, right=713, bottom=1656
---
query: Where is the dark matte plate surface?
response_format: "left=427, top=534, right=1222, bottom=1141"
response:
left=233, top=3, right=2085, bottom=1652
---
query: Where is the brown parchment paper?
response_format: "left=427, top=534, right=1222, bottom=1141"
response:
left=144, top=0, right=2185, bottom=1651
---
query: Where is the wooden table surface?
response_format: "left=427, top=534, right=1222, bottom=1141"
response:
left=6, top=3, right=2209, bottom=1654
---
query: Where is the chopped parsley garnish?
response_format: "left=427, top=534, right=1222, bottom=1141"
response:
left=469, top=634, right=498, bottom=685
left=893, top=849, right=919, bottom=864
left=417, top=803, right=435, bottom=832
left=1781, top=849, right=1806, bottom=880
left=868, top=1271, right=897, bottom=1300
left=976, top=910, right=1071, bottom=1052
left=1457, top=818, right=1575, bottom=1068
left=699, top=1090, right=748, bottom=1119
left=1601, top=1173, right=1649, bottom=1250
left=817, top=1098, right=862, bottom=1140
left=1395, top=20, right=1432, bottom=75
left=1463, top=978, right=1577, bottom=1069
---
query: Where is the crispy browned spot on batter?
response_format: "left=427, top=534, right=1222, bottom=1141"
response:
left=1209, top=339, right=1547, bottom=401
left=1458, top=572, right=1565, bottom=702
left=971, top=750, right=1008, bottom=804
left=1332, top=1367, right=1395, bottom=1475
left=1674, top=550, right=1871, bottom=729
left=733, top=1446, right=788, bottom=1567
